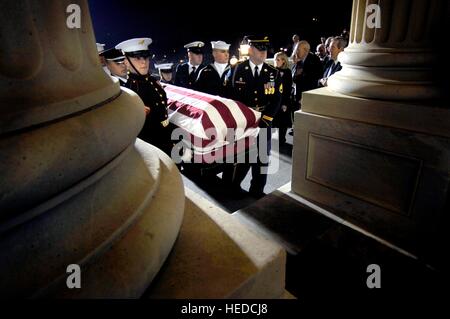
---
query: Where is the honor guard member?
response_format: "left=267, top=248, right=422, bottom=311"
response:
left=96, top=42, right=108, bottom=73
left=115, top=38, right=172, bottom=155
left=174, top=41, right=205, bottom=88
left=194, top=40, right=231, bottom=96
left=223, top=35, right=282, bottom=198
left=155, top=63, right=174, bottom=84
left=100, top=48, right=128, bottom=86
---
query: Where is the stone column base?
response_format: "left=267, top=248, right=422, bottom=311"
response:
left=0, top=140, right=185, bottom=298
left=291, top=88, right=449, bottom=267
left=145, top=188, right=288, bottom=299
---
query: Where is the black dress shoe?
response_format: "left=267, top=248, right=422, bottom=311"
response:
left=249, top=190, right=265, bottom=199
left=225, top=186, right=247, bottom=199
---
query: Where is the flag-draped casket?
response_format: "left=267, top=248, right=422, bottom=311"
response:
left=163, top=84, right=261, bottom=164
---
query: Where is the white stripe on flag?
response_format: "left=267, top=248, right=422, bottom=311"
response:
left=168, top=110, right=208, bottom=139
left=166, top=91, right=227, bottom=140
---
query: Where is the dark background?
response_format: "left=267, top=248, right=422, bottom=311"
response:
left=88, top=0, right=353, bottom=62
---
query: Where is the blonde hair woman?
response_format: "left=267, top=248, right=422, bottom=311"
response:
left=275, top=51, right=290, bottom=69
left=273, top=51, right=293, bottom=145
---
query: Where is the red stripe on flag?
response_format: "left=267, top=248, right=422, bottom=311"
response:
left=164, top=84, right=259, bottom=153
left=234, top=100, right=257, bottom=130
left=167, top=99, right=217, bottom=144
left=165, top=84, right=256, bottom=129
left=191, top=136, right=256, bottom=164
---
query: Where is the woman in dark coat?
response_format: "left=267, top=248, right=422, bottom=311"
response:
left=273, top=51, right=293, bottom=145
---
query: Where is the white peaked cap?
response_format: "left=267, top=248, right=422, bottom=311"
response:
left=155, top=63, right=174, bottom=70
left=115, top=38, right=152, bottom=53
left=184, top=41, right=205, bottom=49
left=211, top=41, right=230, bottom=50
left=96, top=43, right=105, bottom=53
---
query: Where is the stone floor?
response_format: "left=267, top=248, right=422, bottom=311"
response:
left=180, top=130, right=445, bottom=303
left=234, top=189, right=444, bottom=302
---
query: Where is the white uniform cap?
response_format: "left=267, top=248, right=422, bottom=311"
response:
left=115, top=38, right=152, bottom=53
left=155, top=63, right=174, bottom=71
left=96, top=43, right=105, bottom=53
left=183, top=41, right=205, bottom=49
left=211, top=41, right=230, bottom=50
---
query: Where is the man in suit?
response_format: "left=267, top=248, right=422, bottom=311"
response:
left=223, top=35, right=282, bottom=199
left=289, top=34, right=300, bottom=59
left=319, top=36, right=346, bottom=87
left=194, top=40, right=231, bottom=96
left=174, top=41, right=205, bottom=89
left=291, top=40, right=323, bottom=110
left=316, top=43, right=328, bottom=65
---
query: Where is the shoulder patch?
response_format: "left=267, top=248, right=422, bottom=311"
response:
left=234, top=60, right=248, bottom=70
left=265, top=63, right=277, bottom=71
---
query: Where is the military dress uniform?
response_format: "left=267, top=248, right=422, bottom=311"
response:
left=223, top=57, right=282, bottom=197
left=116, top=37, right=172, bottom=155
left=174, top=41, right=205, bottom=89
left=194, top=40, right=231, bottom=96
left=174, top=63, right=203, bottom=88
left=225, top=59, right=281, bottom=119
left=124, top=72, right=171, bottom=154
left=155, top=63, right=174, bottom=84
left=100, top=48, right=128, bottom=86
left=115, top=76, right=128, bottom=87
left=194, top=63, right=230, bottom=96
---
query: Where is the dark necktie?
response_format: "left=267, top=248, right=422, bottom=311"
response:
left=191, top=66, right=196, bottom=75
left=295, top=61, right=304, bottom=77
left=254, top=66, right=259, bottom=80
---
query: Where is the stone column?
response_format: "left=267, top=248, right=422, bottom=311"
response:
left=328, top=0, right=447, bottom=100
left=0, top=0, right=184, bottom=297
left=291, top=0, right=449, bottom=268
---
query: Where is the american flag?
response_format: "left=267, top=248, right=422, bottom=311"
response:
left=163, top=84, right=261, bottom=163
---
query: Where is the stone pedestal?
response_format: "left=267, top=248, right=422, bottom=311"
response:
left=291, top=0, right=449, bottom=268
left=292, top=89, right=449, bottom=263
left=0, top=1, right=184, bottom=297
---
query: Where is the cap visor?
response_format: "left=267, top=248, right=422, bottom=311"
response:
left=126, top=51, right=151, bottom=58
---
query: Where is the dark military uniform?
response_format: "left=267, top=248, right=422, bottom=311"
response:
left=225, top=60, right=281, bottom=119
left=223, top=59, right=282, bottom=196
left=194, top=63, right=230, bottom=96
left=174, top=63, right=203, bottom=89
left=100, top=48, right=128, bottom=87
left=125, top=72, right=172, bottom=155
left=160, top=77, right=173, bottom=85
left=156, top=63, right=175, bottom=85
left=112, top=76, right=127, bottom=87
